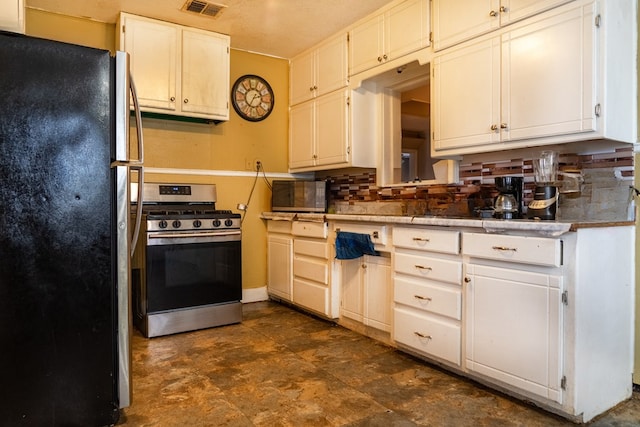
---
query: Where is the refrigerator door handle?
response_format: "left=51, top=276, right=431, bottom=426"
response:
left=112, top=51, right=145, bottom=256
left=128, top=74, right=144, bottom=256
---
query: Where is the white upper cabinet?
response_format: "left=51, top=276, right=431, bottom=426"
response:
left=0, top=0, right=24, bottom=34
left=349, top=0, right=430, bottom=76
left=432, top=0, right=637, bottom=155
left=433, top=0, right=573, bottom=51
left=118, top=13, right=230, bottom=122
left=289, top=90, right=350, bottom=170
left=290, top=33, right=348, bottom=106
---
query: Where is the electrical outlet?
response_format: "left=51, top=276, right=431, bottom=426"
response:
left=244, top=158, right=254, bottom=171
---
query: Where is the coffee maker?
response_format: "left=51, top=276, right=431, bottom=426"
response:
left=494, top=176, right=523, bottom=219
left=528, top=150, right=558, bottom=220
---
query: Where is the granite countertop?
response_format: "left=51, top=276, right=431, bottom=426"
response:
left=261, top=212, right=635, bottom=237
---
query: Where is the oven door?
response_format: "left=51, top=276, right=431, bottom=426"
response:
left=144, top=230, right=242, bottom=313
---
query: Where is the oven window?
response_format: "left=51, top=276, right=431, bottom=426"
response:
left=145, top=240, right=242, bottom=313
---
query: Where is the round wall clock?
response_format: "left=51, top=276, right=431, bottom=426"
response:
left=231, top=74, right=274, bottom=122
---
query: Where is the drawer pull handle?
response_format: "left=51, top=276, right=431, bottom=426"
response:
left=414, top=295, right=432, bottom=301
left=492, top=246, right=517, bottom=252
left=412, top=237, right=430, bottom=242
left=415, top=265, right=432, bottom=271
left=414, top=332, right=432, bottom=340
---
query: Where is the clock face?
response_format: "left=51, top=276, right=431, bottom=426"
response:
left=231, top=75, right=274, bottom=122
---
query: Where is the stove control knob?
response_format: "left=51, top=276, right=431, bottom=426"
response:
left=172, top=220, right=181, bottom=229
left=159, top=220, right=168, bottom=229
left=212, top=219, right=221, bottom=228
left=193, top=219, right=202, bottom=228
left=225, top=219, right=234, bottom=227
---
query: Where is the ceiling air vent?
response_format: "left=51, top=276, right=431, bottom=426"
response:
left=181, top=0, right=227, bottom=18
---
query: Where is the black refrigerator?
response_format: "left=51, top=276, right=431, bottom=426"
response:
left=0, top=31, right=144, bottom=426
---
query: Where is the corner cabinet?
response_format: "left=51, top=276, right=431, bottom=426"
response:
left=290, top=33, right=348, bottom=106
left=349, top=0, right=430, bottom=76
left=267, top=221, right=293, bottom=302
left=431, top=0, right=637, bottom=156
left=118, top=13, right=230, bottom=122
left=0, top=0, right=24, bottom=34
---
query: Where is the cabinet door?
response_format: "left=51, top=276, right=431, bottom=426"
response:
left=0, top=0, right=24, bottom=33
left=289, top=101, right=316, bottom=169
left=502, top=0, right=573, bottom=25
left=122, top=15, right=178, bottom=111
left=349, top=14, right=384, bottom=76
left=267, top=235, right=293, bottom=301
left=315, top=33, right=348, bottom=97
left=386, top=0, right=430, bottom=61
left=466, top=263, right=563, bottom=403
left=363, top=255, right=392, bottom=331
left=315, top=90, right=350, bottom=167
left=432, top=0, right=499, bottom=51
left=502, top=3, right=595, bottom=141
left=181, top=29, right=230, bottom=119
left=432, top=37, right=501, bottom=151
left=290, top=49, right=316, bottom=106
left=341, top=259, right=364, bottom=322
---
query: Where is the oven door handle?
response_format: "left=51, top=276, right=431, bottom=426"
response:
left=147, top=230, right=241, bottom=245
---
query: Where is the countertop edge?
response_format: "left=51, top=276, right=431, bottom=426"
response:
left=260, top=212, right=634, bottom=235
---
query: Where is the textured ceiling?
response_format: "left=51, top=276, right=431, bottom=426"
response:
left=25, top=0, right=396, bottom=58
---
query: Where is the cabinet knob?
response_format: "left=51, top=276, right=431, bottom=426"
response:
left=500, top=6, right=508, bottom=13
left=500, top=123, right=508, bottom=129
left=464, top=277, right=471, bottom=283
left=383, top=54, right=388, bottom=60
left=489, top=10, right=498, bottom=17
left=362, top=264, right=367, bottom=269
left=184, top=98, right=189, bottom=104
left=377, top=56, right=383, bottom=62
left=490, top=124, right=498, bottom=131
left=170, top=96, right=176, bottom=102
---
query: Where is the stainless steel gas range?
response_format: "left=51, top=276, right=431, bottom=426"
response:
left=131, top=183, right=242, bottom=338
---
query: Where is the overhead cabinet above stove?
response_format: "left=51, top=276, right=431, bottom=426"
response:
left=117, top=13, right=230, bottom=122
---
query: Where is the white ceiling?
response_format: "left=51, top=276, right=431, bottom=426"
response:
left=25, top=0, right=396, bottom=58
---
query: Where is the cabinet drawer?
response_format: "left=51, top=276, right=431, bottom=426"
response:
left=463, top=232, right=562, bottom=267
left=335, top=222, right=388, bottom=247
left=394, top=278, right=461, bottom=320
left=393, top=227, right=460, bottom=254
left=294, top=238, right=329, bottom=259
left=293, top=256, right=329, bottom=284
left=292, top=221, right=328, bottom=238
left=394, top=306, right=461, bottom=366
left=267, top=220, right=292, bottom=234
left=293, top=278, right=329, bottom=316
left=394, top=252, right=462, bottom=285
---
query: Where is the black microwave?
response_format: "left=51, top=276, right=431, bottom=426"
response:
left=271, top=180, right=328, bottom=213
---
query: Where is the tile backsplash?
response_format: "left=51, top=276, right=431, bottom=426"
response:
left=321, top=146, right=635, bottom=222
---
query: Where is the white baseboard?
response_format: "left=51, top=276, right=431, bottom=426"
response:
left=242, top=286, right=269, bottom=303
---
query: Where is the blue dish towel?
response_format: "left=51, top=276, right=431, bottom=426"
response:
left=335, top=231, right=378, bottom=260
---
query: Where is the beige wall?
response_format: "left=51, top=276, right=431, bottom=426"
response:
left=25, top=8, right=290, bottom=294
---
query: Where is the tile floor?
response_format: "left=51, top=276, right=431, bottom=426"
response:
left=117, top=301, right=640, bottom=426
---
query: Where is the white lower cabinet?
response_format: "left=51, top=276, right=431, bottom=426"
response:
left=465, top=263, right=563, bottom=403
left=340, top=254, right=392, bottom=332
left=462, top=228, right=635, bottom=423
left=267, top=221, right=293, bottom=302
left=392, top=226, right=463, bottom=366
left=291, top=221, right=339, bottom=319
